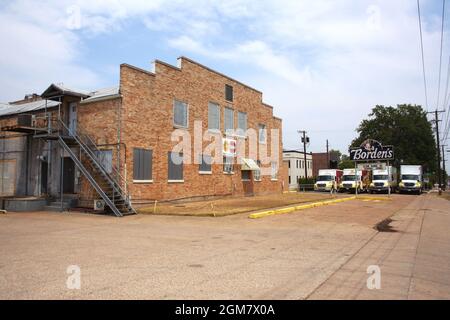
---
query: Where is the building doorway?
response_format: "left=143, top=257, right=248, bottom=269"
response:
left=242, top=170, right=254, bottom=196
left=62, top=157, right=75, bottom=193
left=40, top=161, right=48, bottom=194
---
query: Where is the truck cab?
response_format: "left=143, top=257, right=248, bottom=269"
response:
left=369, top=166, right=398, bottom=194
left=399, top=165, right=422, bottom=195
left=339, top=169, right=369, bottom=193
left=314, top=169, right=342, bottom=192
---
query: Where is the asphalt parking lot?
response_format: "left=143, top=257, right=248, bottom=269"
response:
left=0, top=193, right=449, bottom=299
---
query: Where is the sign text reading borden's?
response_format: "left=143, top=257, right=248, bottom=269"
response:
left=349, top=139, right=394, bottom=161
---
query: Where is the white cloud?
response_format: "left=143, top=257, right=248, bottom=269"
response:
left=0, top=5, right=100, bottom=101
left=0, top=0, right=447, bottom=157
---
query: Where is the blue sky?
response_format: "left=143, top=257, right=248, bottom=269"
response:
left=1, top=0, right=449, bottom=171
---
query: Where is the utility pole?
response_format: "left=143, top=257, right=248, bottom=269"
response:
left=298, top=130, right=309, bottom=179
left=326, top=139, right=329, bottom=167
left=428, top=110, right=444, bottom=190
left=443, top=144, right=447, bottom=190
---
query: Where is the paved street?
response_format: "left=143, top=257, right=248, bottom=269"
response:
left=0, top=193, right=449, bottom=299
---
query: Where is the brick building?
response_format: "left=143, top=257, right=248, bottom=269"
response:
left=312, top=152, right=339, bottom=177
left=0, top=57, right=285, bottom=215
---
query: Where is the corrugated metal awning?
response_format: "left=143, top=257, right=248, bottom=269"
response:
left=241, top=158, right=260, bottom=171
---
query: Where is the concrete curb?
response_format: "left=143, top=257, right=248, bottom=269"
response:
left=357, top=196, right=393, bottom=201
left=248, top=196, right=356, bottom=219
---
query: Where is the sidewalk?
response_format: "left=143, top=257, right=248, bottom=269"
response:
left=307, top=194, right=450, bottom=299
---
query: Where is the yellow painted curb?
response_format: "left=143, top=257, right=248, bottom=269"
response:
left=249, top=196, right=356, bottom=219
left=357, top=196, right=392, bottom=201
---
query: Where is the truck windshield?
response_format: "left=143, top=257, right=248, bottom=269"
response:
left=343, top=175, right=358, bottom=181
left=317, top=175, right=333, bottom=181
left=373, top=175, right=388, bottom=180
left=401, top=175, right=419, bottom=181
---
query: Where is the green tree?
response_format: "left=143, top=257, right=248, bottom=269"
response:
left=338, top=157, right=354, bottom=170
left=329, top=149, right=342, bottom=161
left=351, top=104, right=437, bottom=173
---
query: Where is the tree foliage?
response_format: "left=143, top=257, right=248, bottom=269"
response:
left=351, top=104, right=436, bottom=173
left=338, top=159, right=355, bottom=170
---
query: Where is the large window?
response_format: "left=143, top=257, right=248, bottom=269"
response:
left=223, top=156, right=234, bottom=174
left=133, top=148, right=152, bottom=181
left=224, top=107, right=234, bottom=134
left=168, top=152, right=183, bottom=181
left=95, top=149, right=113, bottom=174
left=208, top=102, right=220, bottom=131
left=258, top=124, right=266, bottom=143
left=173, top=100, right=188, bottom=128
left=199, top=154, right=212, bottom=173
left=237, top=111, right=247, bottom=136
left=225, top=84, right=233, bottom=102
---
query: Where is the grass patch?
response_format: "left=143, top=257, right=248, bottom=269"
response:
left=138, top=192, right=337, bottom=217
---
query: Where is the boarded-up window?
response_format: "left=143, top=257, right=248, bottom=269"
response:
left=173, top=100, right=188, bottom=128
left=208, top=102, right=220, bottom=131
left=0, top=160, right=16, bottom=196
left=224, top=107, right=234, bottom=134
left=168, top=152, right=183, bottom=181
left=199, top=154, right=212, bottom=173
left=237, top=111, right=247, bottom=136
left=133, top=148, right=152, bottom=181
left=225, top=84, right=233, bottom=102
left=94, top=150, right=113, bottom=174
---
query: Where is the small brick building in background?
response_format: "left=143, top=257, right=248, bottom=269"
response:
left=312, top=152, right=339, bottom=177
left=0, top=57, right=286, bottom=212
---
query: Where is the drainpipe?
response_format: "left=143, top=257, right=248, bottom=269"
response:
left=25, top=135, right=30, bottom=195
left=117, top=95, right=122, bottom=187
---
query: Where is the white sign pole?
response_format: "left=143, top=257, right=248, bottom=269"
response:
left=387, top=160, right=391, bottom=198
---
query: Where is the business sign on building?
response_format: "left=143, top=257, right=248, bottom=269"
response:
left=349, top=139, right=394, bottom=161
left=223, top=138, right=236, bottom=157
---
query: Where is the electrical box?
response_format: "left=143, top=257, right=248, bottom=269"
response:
left=93, top=200, right=105, bottom=211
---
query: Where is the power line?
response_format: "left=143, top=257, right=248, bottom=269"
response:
left=437, top=0, right=446, bottom=109
left=417, top=0, right=429, bottom=111
left=443, top=56, right=450, bottom=109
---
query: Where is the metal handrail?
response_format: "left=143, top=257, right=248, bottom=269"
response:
left=58, top=136, right=122, bottom=217
left=56, top=119, right=131, bottom=204
left=69, top=124, right=128, bottom=190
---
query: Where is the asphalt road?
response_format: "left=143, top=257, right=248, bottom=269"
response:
left=0, top=193, right=448, bottom=299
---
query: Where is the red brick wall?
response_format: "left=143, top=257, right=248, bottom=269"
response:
left=77, top=98, right=123, bottom=200
left=116, top=58, right=284, bottom=201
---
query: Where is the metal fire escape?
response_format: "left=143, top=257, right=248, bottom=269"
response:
left=38, top=115, right=135, bottom=217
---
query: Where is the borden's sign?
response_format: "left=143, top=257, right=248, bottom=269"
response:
left=349, top=139, right=394, bottom=161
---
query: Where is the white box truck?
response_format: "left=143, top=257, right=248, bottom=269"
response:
left=314, top=169, right=343, bottom=192
left=399, top=165, right=423, bottom=195
left=339, top=168, right=371, bottom=193
left=369, top=166, right=398, bottom=194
